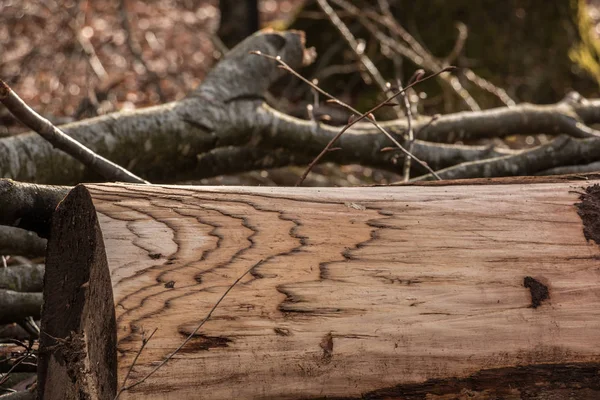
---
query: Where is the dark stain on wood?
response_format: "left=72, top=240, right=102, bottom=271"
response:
left=164, top=280, right=175, bottom=289
left=316, top=362, right=600, bottom=399
left=176, top=334, right=232, bottom=352
left=523, top=276, right=549, bottom=308
left=148, top=252, right=162, bottom=259
left=576, top=184, right=600, bottom=245
left=320, top=332, right=333, bottom=362
left=274, top=327, right=291, bottom=336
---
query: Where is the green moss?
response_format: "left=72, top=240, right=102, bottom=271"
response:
left=570, top=0, right=600, bottom=88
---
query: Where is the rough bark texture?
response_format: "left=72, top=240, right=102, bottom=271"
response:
left=41, top=179, right=600, bottom=399
left=38, top=185, right=117, bottom=400
left=0, top=290, right=41, bottom=325
left=0, top=226, right=46, bottom=257
left=0, top=390, right=36, bottom=400
left=0, top=79, right=148, bottom=184
left=0, top=180, right=69, bottom=238
left=0, top=264, right=44, bottom=292
left=3, top=30, right=600, bottom=185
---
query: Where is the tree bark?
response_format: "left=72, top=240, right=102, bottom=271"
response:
left=0, top=180, right=69, bottom=238
left=4, top=30, right=600, bottom=185
left=0, top=264, right=44, bottom=292
left=0, top=290, right=41, bottom=325
left=39, top=178, right=600, bottom=399
left=0, top=226, right=46, bottom=257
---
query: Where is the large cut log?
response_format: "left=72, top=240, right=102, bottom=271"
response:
left=39, top=178, right=600, bottom=399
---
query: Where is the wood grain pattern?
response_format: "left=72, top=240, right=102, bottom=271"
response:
left=45, top=181, right=600, bottom=399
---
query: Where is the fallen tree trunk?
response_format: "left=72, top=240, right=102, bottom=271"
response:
left=39, top=178, right=600, bottom=399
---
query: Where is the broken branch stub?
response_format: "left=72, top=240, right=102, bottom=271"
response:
left=39, top=178, right=600, bottom=399
left=191, top=29, right=313, bottom=103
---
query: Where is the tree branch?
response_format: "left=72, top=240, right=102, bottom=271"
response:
left=0, top=79, right=148, bottom=184
left=538, top=161, right=600, bottom=176
left=0, top=390, right=36, bottom=400
left=0, top=265, right=44, bottom=293
left=2, top=31, right=600, bottom=185
left=0, top=226, right=46, bottom=257
left=0, top=290, right=41, bottom=325
left=411, top=135, right=600, bottom=181
left=0, top=180, right=68, bottom=238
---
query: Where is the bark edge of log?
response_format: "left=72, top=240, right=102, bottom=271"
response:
left=37, top=184, right=117, bottom=400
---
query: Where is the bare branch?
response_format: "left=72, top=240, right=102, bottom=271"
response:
left=0, top=264, right=44, bottom=293
left=331, top=0, right=481, bottom=111
left=0, top=180, right=68, bottom=238
left=193, top=31, right=313, bottom=102
left=316, top=0, right=389, bottom=91
left=409, top=135, right=600, bottom=181
left=412, top=99, right=600, bottom=142
left=444, top=22, right=468, bottom=65
left=117, top=327, right=157, bottom=397
left=0, top=290, right=41, bottom=325
left=537, top=161, right=600, bottom=176
left=294, top=66, right=452, bottom=185
left=251, top=51, right=450, bottom=183
left=0, top=226, right=46, bottom=257
left=0, top=80, right=149, bottom=184
left=462, top=68, right=516, bottom=107
left=318, top=0, right=415, bottom=180
left=0, top=389, right=36, bottom=400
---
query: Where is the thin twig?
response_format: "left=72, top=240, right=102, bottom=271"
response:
left=331, top=0, right=481, bottom=112
left=399, top=78, right=414, bottom=181
left=296, top=68, right=452, bottom=185
left=380, top=0, right=416, bottom=178
left=444, top=22, right=468, bottom=65
left=377, top=0, right=415, bottom=181
left=316, top=0, right=388, bottom=92
left=250, top=52, right=448, bottom=183
left=0, top=348, right=33, bottom=386
left=114, top=261, right=261, bottom=398
left=115, top=327, right=158, bottom=399
left=0, top=79, right=149, bottom=184
left=70, top=24, right=108, bottom=81
left=416, top=114, right=440, bottom=137
left=17, top=317, right=40, bottom=339
left=462, top=68, right=516, bottom=107
left=320, top=0, right=415, bottom=179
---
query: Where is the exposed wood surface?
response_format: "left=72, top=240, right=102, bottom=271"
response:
left=41, top=180, right=600, bottom=399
